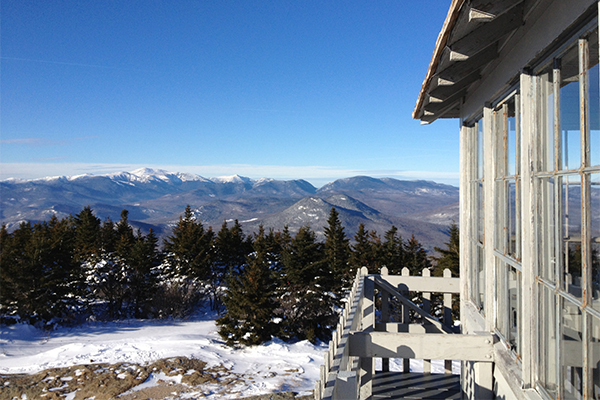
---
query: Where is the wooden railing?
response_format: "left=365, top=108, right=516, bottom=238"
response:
left=314, top=267, right=496, bottom=400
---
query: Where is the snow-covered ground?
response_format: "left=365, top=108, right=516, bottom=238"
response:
left=0, top=310, right=460, bottom=399
left=0, top=309, right=327, bottom=398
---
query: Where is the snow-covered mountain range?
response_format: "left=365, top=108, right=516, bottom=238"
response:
left=1, top=168, right=459, bottom=251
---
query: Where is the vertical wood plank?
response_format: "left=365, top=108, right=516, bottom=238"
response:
left=444, top=268, right=454, bottom=374
left=422, top=268, right=432, bottom=374
left=360, top=275, right=375, bottom=399
left=483, top=105, right=496, bottom=332
left=520, top=70, right=537, bottom=390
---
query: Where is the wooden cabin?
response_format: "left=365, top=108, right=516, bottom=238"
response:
left=414, top=0, right=600, bottom=399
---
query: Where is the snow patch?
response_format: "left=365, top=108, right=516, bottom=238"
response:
left=0, top=314, right=327, bottom=399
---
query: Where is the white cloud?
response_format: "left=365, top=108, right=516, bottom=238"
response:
left=0, top=162, right=459, bottom=187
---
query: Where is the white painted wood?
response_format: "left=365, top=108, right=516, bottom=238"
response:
left=373, top=277, right=453, bottom=334
left=359, top=276, right=374, bottom=400
left=334, top=371, right=358, bottom=400
left=519, top=71, right=536, bottom=389
left=348, top=331, right=495, bottom=362
left=474, top=361, right=494, bottom=399
left=460, top=123, right=473, bottom=337
left=376, top=275, right=460, bottom=293
left=483, top=105, right=496, bottom=331
left=461, top=0, right=596, bottom=121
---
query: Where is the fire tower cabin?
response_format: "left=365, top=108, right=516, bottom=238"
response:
left=414, top=0, right=600, bottom=399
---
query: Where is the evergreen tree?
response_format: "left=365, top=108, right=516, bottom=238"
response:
left=0, top=225, right=12, bottom=322
left=128, top=229, right=160, bottom=317
left=73, top=206, right=101, bottom=262
left=432, top=222, right=460, bottom=319
left=45, top=215, right=80, bottom=322
left=100, top=218, right=118, bottom=254
left=432, top=222, right=460, bottom=277
left=211, top=220, right=251, bottom=309
left=115, top=210, right=135, bottom=261
left=323, top=207, right=351, bottom=295
left=279, top=226, right=334, bottom=343
left=381, top=226, right=404, bottom=275
left=217, top=226, right=277, bottom=346
left=0, top=218, right=79, bottom=326
left=351, top=223, right=378, bottom=273
left=163, top=205, right=214, bottom=281
left=83, top=210, right=136, bottom=319
left=404, top=234, right=431, bottom=275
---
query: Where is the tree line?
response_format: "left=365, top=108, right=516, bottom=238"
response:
left=0, top=205, right=458, bottom=345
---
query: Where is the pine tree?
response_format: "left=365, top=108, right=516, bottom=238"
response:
left=404, top=234, right=431, bottom=275
left=217, top=226, right=276, bottom=346
left=432, top=222, right=460, bottom=319
left=0, top=224, right=12, bottom=322
left=73, top=206, right=101, bottom=262
left=279, top=226, right=334, bottom=343
left=128, top=229, right=160, bottom=317
left=100, top=218, right=118, bottom=254
left=0, top=218, right=79, bottom=326
left=45, top=215, right=80, bottom=323
left=351, top=223, right=378, bottom=273
left=115, top=210, right=135, bottom=261
left=432, top=222, right=459, bottom=277
left=163, top=205, right=214, bottom=282
left=323, top=207, right=351, bottom=295
left=83, top=210, right=136, bottom=319
left=381, top=226, right=404, bottom=275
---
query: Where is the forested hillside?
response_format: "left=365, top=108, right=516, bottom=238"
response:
left=0, top=205, right=456, bottom=346
left=1, top=169, right=459, bottom=252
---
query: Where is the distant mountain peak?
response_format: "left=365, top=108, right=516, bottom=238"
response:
left=211, top=174, right=253, bottom=184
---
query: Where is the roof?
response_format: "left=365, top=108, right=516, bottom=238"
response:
left=413, top=0, right=527, bottom=124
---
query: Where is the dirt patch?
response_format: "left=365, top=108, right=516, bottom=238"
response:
left=0, top=357, right=218, bottom=400
left=0, top=357, right=312, bottom=400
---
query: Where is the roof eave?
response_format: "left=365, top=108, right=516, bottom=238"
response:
left=412, top=0, right=466, bottom=120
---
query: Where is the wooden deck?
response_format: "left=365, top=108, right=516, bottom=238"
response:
left=372, top=372, right=461, bottom=400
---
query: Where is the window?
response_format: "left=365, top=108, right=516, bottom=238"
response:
left=469, top=119, right=486, bottom=313
left=493, top=95, right=522, bottom=356
left=535, top=27, right=600, bottom=400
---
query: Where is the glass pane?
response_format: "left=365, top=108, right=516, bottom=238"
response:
left=562, top=175, right=583, bottom=300
left=508, top=101, right=517, bottom=176
left=508, top=267, right=521, bottom=354
left=592, top=316, right=600, bottom=400
left=539, top=284, right=558, bottom=397
left=538, top=176, right=557, bottom=282
left=495, top=180, right=505, bottom=252
left=478, top=245, right=485, bottom=313
left=515, top=178, right=522, bottom=260
left=592, top=173, right=600, bottom=312
left=508, top=180, right=517, bottom=259
left=560, top=45, right=581, bottom=171
left=590, top=62, right=600, bottom=167
left=561, top=298, right=583, bottom=400
left=496, top=258, right=508, bottom=338
left=589, top=29, right=600, bottom=167
left=478, top=181, right=484, bottom=244
left=544, top=71, right=556, bottom=172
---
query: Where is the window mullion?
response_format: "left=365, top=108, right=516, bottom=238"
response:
left=579, top=35, right=593, bottom=400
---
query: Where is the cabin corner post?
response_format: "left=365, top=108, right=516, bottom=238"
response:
left=519, top=70, right=537, bottom=389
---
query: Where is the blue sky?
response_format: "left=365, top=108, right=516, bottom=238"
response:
left=1, top=0, right=458, bottom=188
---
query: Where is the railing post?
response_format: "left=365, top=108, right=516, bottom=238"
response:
left=334, top=371, right=358, bottom=399
left=380, top=266, right=390, bottom=373
left=359, top=270, right=374, bottom=400
left=421, top=268, right=431, bottom=374
left=443, top=268, right=453, bottom=374
left=401, top=267, right=411, bottom=373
